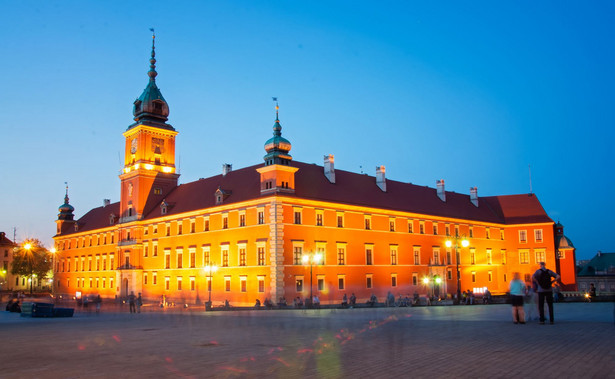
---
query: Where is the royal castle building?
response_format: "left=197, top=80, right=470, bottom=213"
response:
left=53, top=36, right=577, bottom=306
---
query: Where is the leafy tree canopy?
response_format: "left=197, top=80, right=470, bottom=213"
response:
left=11, top=239, right=52, bottom=280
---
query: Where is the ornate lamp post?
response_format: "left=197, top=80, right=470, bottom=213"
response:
left=302, top=252, right=322, bottom=307
left=204, top=263, right=218, bottom=311
left=445, top=236, right=469, bottom=304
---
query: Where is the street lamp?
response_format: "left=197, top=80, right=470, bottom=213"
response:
left=302, top=252, right=322, bottom=307
left=23, top=242, right=34, bottom=295
left=50, top=247, right=56, bottom=296
left=204, top=263, right=218, bottom=311
left=445, top=236, right=469, bottom=304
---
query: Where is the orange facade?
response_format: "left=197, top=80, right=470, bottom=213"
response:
left=52, top=38, right=576, bottom=306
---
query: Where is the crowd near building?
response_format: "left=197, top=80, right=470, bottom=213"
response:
left=52, top=35, right=577, bottom=306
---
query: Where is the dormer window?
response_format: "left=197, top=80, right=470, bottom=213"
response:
left=154, top=101, right=163, bottom=111
left=161, top=200, right=168, bottom=215
left=109, top=214, right=116, bottom=225
left=134, top=101, right=142, bottom=113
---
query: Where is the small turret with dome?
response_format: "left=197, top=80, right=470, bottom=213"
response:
left=264, top=99, right=292, bottom=166
left=129, top=29, right=174, bottom=131
left=58, top=184, right=75, bottom=221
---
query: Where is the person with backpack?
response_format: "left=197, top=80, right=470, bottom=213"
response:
left=532, top=262, right=561, bottom=324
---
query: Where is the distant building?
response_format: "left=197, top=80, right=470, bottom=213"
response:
left=577, top=252, right=615, bottom=294
left=52, top=36, right=578, bottom=305
left=0, top=232, right=16, bottom=291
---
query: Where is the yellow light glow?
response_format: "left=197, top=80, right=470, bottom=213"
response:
left=435, top=277, right=442, bottom=284
left=24, top=243, right=32, bottom=250
left=461, top=239, right=470, bottom=248
left=134, top=164, right=140, bottom=170
left=302, top=255, right=309, bottom=264
left=204, top=265, right=218, bottom=273
left=50, top=248, right=56, bottom=254
left=314, top=253, right=323, bottom=263
left=124, top=167, right=131, bottom=173
left=162, top=166, right=173, bottom=173
left=445, top=240, right=452, bottom=248
left=423, top=277, right=430, bottom=284
left=144, top=164, right=154, bottom=170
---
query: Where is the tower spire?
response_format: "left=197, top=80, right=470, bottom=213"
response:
left=148, top=28, right=157, bottom=82
left=263, top=97, right=292, bottom=165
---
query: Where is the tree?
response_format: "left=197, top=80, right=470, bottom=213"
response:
left=11, top=239, right=52, bottom=294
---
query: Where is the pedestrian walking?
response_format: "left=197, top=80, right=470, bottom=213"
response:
left=532, top=262, right=560, bottom=324
left=136, top=293, right=143, bottom=313
left=509, top=272, right=526, bottom=324
left=128, top=291, right=136, bottom=313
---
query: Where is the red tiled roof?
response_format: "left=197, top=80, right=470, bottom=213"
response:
left=64, top=160, right=552, bottom=236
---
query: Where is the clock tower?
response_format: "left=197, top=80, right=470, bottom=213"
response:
left=119, top=32, right=179, bottom=223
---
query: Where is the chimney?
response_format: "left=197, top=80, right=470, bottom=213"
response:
left=437, top=179, right=446, bottom=202
left=376, top=165, right=386, bottom=192
left=222, top=163, right=232, bottom=176
left=103, top=199, right=111, bottom=208
left=324, top=154, right=335, bottom=183
left=470, top=187, right=478, bottom=207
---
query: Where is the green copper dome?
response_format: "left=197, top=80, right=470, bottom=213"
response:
left=263, top=108, right=292, bottom=165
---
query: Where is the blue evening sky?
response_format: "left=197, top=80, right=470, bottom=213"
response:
left=1, top=1, right=613, bottom=260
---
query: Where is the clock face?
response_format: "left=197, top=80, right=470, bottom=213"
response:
left=130, top=138, right=137, bottom=154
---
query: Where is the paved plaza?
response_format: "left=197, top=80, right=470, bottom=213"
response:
left=1, top=301, right=614, bottom=378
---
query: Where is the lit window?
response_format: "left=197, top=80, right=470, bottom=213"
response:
left=519, top=230, right=527, bottom=243
left=240, top=276, right=247, bottom=292
left=365, top=216, right=371, bottom=230
left=293, top=245, right=303, bottom=265
left=239, top=213, right=246, bottom=227
left=257, top=245, right=266, bottom=266
left=519, top=250, right=530, bottom=264
left=365, top=245, right=373, bottom=265
left=296, top=278, right=304, bottom=292
left=535, top=229, right=543, bottom=243
left=316, top=211, right=323, bottom=226
left=413, top=247, right=421, bottom=265
left=390, top=246, right=398, bottom=265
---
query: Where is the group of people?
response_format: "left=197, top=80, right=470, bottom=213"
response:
left=509, top=262, right=561, bottom=324
left=127, top=291, right=143, bottom=313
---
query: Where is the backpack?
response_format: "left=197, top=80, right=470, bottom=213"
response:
left=537, top=269, right=552, bottom=290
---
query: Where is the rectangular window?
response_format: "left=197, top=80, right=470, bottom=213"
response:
left=102, top=278, right=106, bottom=288
left=447, top=269, right=452, bottom=280
left=165, top=277, right=170, bottom=290
left=176, top=249, right=183, bottom=269
left=153, top=242, right=158, bottom=257
left=177, top=277, right=182, bottom=291
left=391, top=274, right=397, bottom=287
left=293, top=246, right=303, bottom=265
left=204, top=218, right=210, bottom=231
left=239, top=213, right=246, bottom=227
left=178, top=223, right=183, bottom=235
left=471, top=272, right=476, bottom=283
left=469, top=227, right=474, bottom=238
left=390, top=246, right=398, bottom=265
left=470, top=249, right=476, bottom=265
left=488, top=271, right=493, bottom=282
left=535, top=249, right=546, bottom=264
left=519, top=250, right=530, bottom=264
left=519, top=230, right=527, bottom=243
left=486, top=229, right=491, bottom=240
left=365, top=245, right=373, bottom=265
left=413, top=247, right=421, bottom=265
left=152, top=272, right=157, bottom=285
left=222, top=247, right=229, bottom=267
left=96, top=278, right=99, bottom=288
left=557, top=250, right=565, bottom=259
left=294, top=209, right=302, bottom=224
left=524, top=274, right=530, bottom=283
left=225, top=276, right=231, bottom=292
left=446, top=250, right=452, bottom=265
left=258, top=276, right=265, bottom=292
left=500, top=230, right=505, bottom=240
left=316, top=211, right=324, bottom=226
left=203, top=246, right=211, bottom=266
left=433, top=248, right=440, bottom=265
left=240, top=276, right=247, bottom=292
left=110, top=277, right=114, bottom=289
left=190, top=248, right=196, bottom=268
left=408, top=221, right=413, bottom=233
left=501, top=249, right=507, bottom=265
left=455, top=225, right=459, bottom=237
left=239, top=246, right=246, bottom=266
left=366, top=275, right=373, bottom=289
left=317, top=277, right=325, bottom=291
left=337, top=214, right=344, bottom=228
left=419, top=222, right=425, bottom=234
left=258, top=210, right=265, bottom=224
left=433, top=224, right=438, bottom=235
left=190, top=220, right=195, bottom=233
left=222, top=215, right=228, bottom=229
left=144, top=273, right=148, bottom=285
left=190, top=276, right=196, bottom=291
left=337, top=244, right=346, bottom=265
left=166, top=224, right=170, bottom=236
left=390, top=219, right=396, bottom=232
left=338, top=276, right=345, bottom=290
left=486, top=249, right=492, bottom=265
left=144, top=244, right=149, bottom=258
left=165, top=249, right=171, bottom=269
left=535, top=229, right=543, bottom=242
left=296, top=278, right=304, bottom=292
left=257, top=246, right=266, bottom=266
left=365, top=216, right=371, bottom=230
